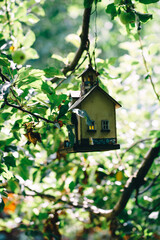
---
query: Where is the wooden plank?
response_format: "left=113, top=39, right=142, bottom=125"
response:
left=59, top=144, right=120, bottom=153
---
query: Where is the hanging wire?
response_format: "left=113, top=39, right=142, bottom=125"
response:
left=92, top=1, right=98, bottom=71
left=55, top=47, right=90, bottom=89
left=55, top=4, right=98, bottom=88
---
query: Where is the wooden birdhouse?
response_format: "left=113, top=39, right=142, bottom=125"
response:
left=79, top=64, right=99, bottom=95
left=60, top=65, right=121, bottom=153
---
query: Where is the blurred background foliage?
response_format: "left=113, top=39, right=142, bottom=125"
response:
left=0, top=0, right=160, bottom=239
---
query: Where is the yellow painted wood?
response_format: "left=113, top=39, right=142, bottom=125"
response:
left=80, top=89, right=117, bottom=139
left=77, top=115, right=81, bottom=143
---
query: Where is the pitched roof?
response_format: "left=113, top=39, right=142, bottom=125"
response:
left=69, top=85, right=121, bottom=111
left=78, top=65, right=100, bottom=78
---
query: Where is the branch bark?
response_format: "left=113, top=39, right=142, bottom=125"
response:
left=19, top=139, right=160, bottom=220
left=62, top=7, right=92, bottom=76
left=103, top=138, right=160, bottom=219
left=5, top=100, right=56, bottom=124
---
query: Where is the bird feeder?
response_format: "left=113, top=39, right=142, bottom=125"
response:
left=60, top=64, right=121, bottom=153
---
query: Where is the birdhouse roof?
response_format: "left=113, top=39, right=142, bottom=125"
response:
left=78, top=65, right=100, bottom=78
left=69, top=85, right=121, bottom=111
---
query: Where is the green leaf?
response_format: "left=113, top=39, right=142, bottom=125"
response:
left=108, top=57, right=117, bottom=65
left=4, top=156, right=16, bottom=169
left=18, top=165, right=29, bottom=180
left=0, top=57, right=10, bottom=67
left=17, top=68, right=44, bottom=87
left=20, top=157, right=33, bottom=167
left=0, top=163, right=6, bottom=174
left=14, top=6, right=27, bottom=19
left=31, top=5, right=45, bottom=17
left=4, top=145, right=17, bottom=152
left=57, top=104, right=69, bottom=119
left=13, top=131, right=21, bottom=141
left=44, top=67, right=64, bottom=78
left=0, top=141, right=6, bottom=150
left=26, top=48, right=39, bottom=59
left=23, top=30, right=36, bottom=48
left=105, top=3, right=117, bottom=19
left=20, top=13, right=39, bottom=25
left=69, top=181, right=75, bottom=192
left=8, top=178, right=19, bottom=192
left=51, top=54, right=66, bottom=63
left=0, top=198, right=5, bottom=212
left=139, top=0, right=159, bottom=3
left=11, top=119, right=22, bottom=131
left=0, top=112, right=11, bottom=122
left=84, top=0, right=94, bottom=8
left=136, top=12, right=152, bottom=22
left=41, top=81, right=55, bottom=95
left=65, top=34, right=80, bottom=48
left=149, top=130, right=160, bottom=138
left=0, top=190, right=8, bottom=198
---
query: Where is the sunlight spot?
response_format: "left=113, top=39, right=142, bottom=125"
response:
left=129, top=122, right=136, bottom=129
left=113, top=158, right=119, bottom=164
left=84, top=187, right=93, bottom=195
left=152, top=120, right=159, bottom=127
left=41, top=202, right=49, bottom=208
left=143, top=196, right=153, bottom=202
left=149, top=211, right=159, bottom=219
left=83, top=202, right=89, bottom=208
left=115, top=181, right=121, bottom=186
left=61, top=195, right=68, bottom=201
left=35, top=152, right=42, bottom=158
left=103, top=196, right=108, bottom=201
left=104, top=21, right=113, bottom=30
left=13, top=151, right=19, bottom=158
left=139, top=143, right=145, bottom=149
left=33, top=208, right=39, bottom=215
left=68, top=6, right=82, bottom=19
left=15, top=217, right=21, bottom=224
left=106, top=180, right=112, bottom=186
left=127, top=210, right=132, bottom=215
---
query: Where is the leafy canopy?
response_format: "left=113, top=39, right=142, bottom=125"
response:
left=0, top=0, right=160, bottom=239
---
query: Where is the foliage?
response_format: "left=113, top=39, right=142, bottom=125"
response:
left=0, top=0, right=160, bottom=239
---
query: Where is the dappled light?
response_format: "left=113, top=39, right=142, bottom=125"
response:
left=0, top=0, right=160, bottom=239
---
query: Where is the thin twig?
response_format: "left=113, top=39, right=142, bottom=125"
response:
left=0, top=70, right=27, bottom=107
left=135, top=189, right=151, bottom=212
left=120, top=138, right=151, bottom=160
left=139, top=173, right=160, bottom=195
left=5, top=100, right=55, bottom=124
left=101, top=138, right=160, bottom=219
left=0, top=69, right=10, bottom=82
left=55, top=52, right=88, bottom=89
left=135, top=189, right=160, bottom=213
left=138, top=31, right=160, bottom=103
left=1, top=71, right=56, bottom=124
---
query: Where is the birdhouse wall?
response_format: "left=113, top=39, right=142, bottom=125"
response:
left=80, top=89, right=117, bottom=140
left=83, top=72, right=97, bottom=83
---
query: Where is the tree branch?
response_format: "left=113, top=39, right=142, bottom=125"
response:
left=102, top=138, right=160, bottom=219
left=62, top=7, right=92, bottom=76
left=135, top=188, right=160, bottom=213
left=120, top=138, right=151, bottom=160
left=138, top=31, right=160, bottom=103
left=139, top=172, right=160, bottom=195
left=0, top=69, right=11, bottom=82
left=8, top=139, right=158, bottom=222
left=5, top=99, right=55, bottom=124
